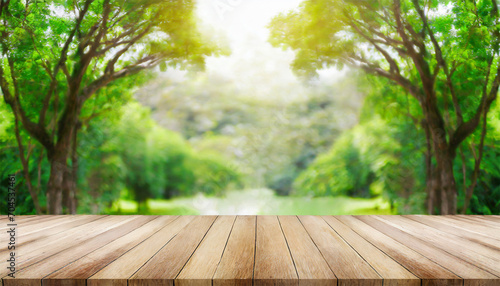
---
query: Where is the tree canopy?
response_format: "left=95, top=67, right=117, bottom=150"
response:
left=0, top=0, right=220, bottom=213
left=269, top=0, right=500, bottom=214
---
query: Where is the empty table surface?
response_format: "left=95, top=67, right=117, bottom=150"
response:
left=1, top=215, right=500, bottom=286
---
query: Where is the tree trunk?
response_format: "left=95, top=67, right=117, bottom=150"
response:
left=48, top=88, right=81, bottom=214
left=46, top=157, right=66, bottom=214
left=426, top=164, right=441, bottom=215
left=70, top=122, right=80, bottom=214
left=62, top=168, right=77, bottom=214
left=424, top=95, right=458, bottom=215
left=422, top=119, right=439, bottom=214
left=435, top=150, right=457, bottom=214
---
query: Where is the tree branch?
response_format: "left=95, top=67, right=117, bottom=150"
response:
left=346, top=55, right=422, bottom=99
left=449, top=62, right=500, bottom=149
left=81, top=55, right=163, bottom=101
left=0, top=56, right=55, bottom=154
left=39, top=0, right=94, bottom=126
left=462, top=110, right=488, bottom=214
left=412, top=0, right=463, bottom=126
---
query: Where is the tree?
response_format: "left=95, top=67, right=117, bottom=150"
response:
left=0, top=0, right=218, bottom=213
left=269, top=0, right=500, bottom=214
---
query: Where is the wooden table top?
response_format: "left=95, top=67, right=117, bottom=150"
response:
left=1, top=215, right=499, bottom=286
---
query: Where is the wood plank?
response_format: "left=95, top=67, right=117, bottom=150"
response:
left=88, top=216, right=194, bottom=286
left=358, top=216, right=500, bottom=286
left=278, top=216, right=336, bottom=286
left=404, top=215, right=500, bottom=250
left=1, top=215, right=499, bottom=286
left=322, top=216, right=419, bottom=286
left=425, top=215, right=500, bottom=240
left=376, top=216, right=500, bottom=265
left=454, top=216, right=500, bottom=228
left=19, top=215, right=103, bottom=237
left=16, top=216, right=104, bottom=251
left=0, top=215, right=135, bottom=279
left=213, top=216, right=256, bottom=286
left=298, top=215, right=382, bottom=286
left=336, top=215, right=462, bottom=286
left=176, top=216, right=236, bottom=286
left=0, top=215, right=66, bottom=232
left=43, top=216, right=178, bottom=286
left=254, top=216, right=298, bottom=286
left=1, top=215, right=39, bottom=224
left=373, top=216, right=500, bottom=277
left=440, top=216, right=500, bottom=239
left=129, top=216, right=217, bottom=286
left=3, top=216, right=156, bottom=286
left=467, top=215, right=500, bottom=223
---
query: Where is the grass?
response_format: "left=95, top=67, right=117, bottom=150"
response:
left=108, top=188, right=393, bottom=215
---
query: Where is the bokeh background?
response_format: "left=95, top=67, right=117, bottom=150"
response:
left=1, top=0, right=499, bottom=215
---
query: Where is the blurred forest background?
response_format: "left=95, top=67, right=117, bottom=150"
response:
left=1, top=0, right=499, bottom=215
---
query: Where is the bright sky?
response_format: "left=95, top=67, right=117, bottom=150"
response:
left=162, top=0, right=345, bottom=101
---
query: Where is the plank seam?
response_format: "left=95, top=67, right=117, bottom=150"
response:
left=407, top=215, right=500, bottom=243
left=277, top=216, right=300, bottom=282
left=124, top=217, right=190, bottom=280
left=78, top=216, right=181, bottom=283
left=210, top=216, right=237, bottom=286
left=404, top=216, right=500, bottom=251
left=321, top=216, right=384, bottom=280
left=173, top=216, right=219, bottom=285
left=341, top=216, right=425, bottom=283
left=1, top=215, right=108, bottom=253
left=355, top=216, right=467, bottom=283
left=296, top=216, right=339, bottom=285
left=400, top=215, right=500, bottom=254
left=39, top=216, right=161, bottom=283
left=252, top=216, right=257, bottom=286
left=1, top=215, right=141, bottom=281
left=373, top=215, right=500, bottom=280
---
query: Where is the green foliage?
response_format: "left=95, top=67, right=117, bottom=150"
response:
left=188, top=152, right=242, bottom=196
left=455, top=100, right=500, bottom=214
left=1, top=0, right=222, bottom=213
left=111, top=103, right=242, bottom=206
left=294, top=75, right=429, bottom=214
left=466, top=146, right=500, bottom=215
left=295, top=118, right=395, bottom=195
left=269, top=0, right=500, bottom=214
left=0, top=99, right=242, bottom=214
left=137, top=73, right=364, bottom=194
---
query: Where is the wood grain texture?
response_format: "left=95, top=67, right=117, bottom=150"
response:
left=358, top=216, right=500, bottom=286
left=375, top=215, right=500, bottom=275
left=43, top=216, right=178, bottom=286
left=88, top=216, right=195, bottom=286
left=0, top=215, right=138, bottom=279
left=278, top=216, right=336, bottom=286
left=473, top=215, right=500, bottom=223
left=322, top=216, right=419, bottom=286
left=176, top=216, right=236, bottom=286
left=298, top=216, right=382, bottom=286
left=0, top=215, right=103, bottom=259
left=213, top=216, right=256, bottom=286
left=453, top=216, right=500, bottom=228
left=129, top=216, right=217, bottom=286
left=17, top=216, right=104, bottom=250
left=337, top=215, right=463, bottom=286
left=3, top=215, right=500, bottom=286
left=404, top=215, right=500, bottom=250
left=3, top=216, right=155, bottom=286
left=254, top=216, right=298, bottom=286
left=440, top=216, right=500, bottom=239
